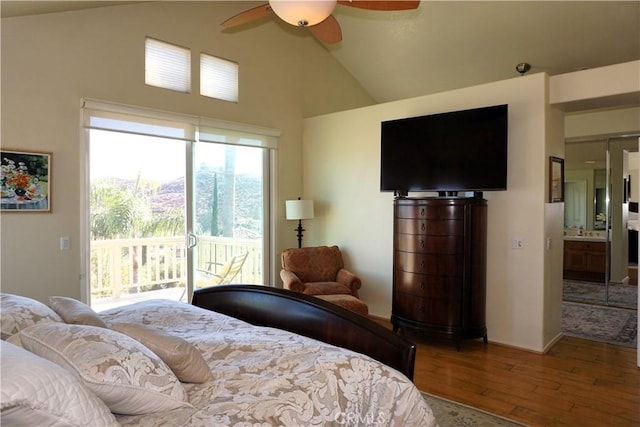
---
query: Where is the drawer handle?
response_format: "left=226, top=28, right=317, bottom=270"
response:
left=421, top=223, right=426, bottom=231
left=420, top=282, right=425, bottom=290
left=420, top=208, right=425, bottom=217
left=420, top=260, right=425, bottom=269
left=419, top=240, right=424, bottom=248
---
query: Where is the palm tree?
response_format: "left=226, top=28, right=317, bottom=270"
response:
left=91, top=176, right=184, bottom=240
left=90, top=175, right=184, bottom=294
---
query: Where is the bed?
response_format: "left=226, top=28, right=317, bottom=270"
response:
left=0, top=286, right=437, bottom=426
left=192, top=284, right=416, bottom=380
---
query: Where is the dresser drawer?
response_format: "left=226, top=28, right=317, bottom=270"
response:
left=395, top=204, right=463, bottom=220
left=394, top=218, right=463, bottom=236
left=393, top=292, right=462, bottom=326
left=395, top=234, right=462, bottom=254
left=394, top=270, right=462, bottom=297
left=395, top=252, right=462, bottom=276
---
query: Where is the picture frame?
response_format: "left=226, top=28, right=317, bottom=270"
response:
left=549, top=156, right=564, bottom=203
left=1, top=149, right=51, bottom=212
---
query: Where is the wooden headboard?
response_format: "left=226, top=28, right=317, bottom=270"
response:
left=192, top=284, right=416, bottom=380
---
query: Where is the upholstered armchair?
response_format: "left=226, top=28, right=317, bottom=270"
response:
left=280, top=245, right=362, bottom=298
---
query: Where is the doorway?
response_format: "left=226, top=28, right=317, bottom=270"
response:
left=564, top=136, right=638, bottom=308
left=562, top=135, right=638, bottom=346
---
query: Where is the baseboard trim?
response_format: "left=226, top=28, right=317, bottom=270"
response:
left=364, top=314, right=567, bottom=354
left=543, top=332, right=564, bottom=354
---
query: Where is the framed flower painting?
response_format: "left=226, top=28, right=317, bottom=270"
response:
left=1, top=149, right=51, bottom=212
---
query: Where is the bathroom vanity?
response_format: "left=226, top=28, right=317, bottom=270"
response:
left=563, top=236, right=607, bottom=282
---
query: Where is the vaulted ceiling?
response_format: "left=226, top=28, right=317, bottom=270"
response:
left=2, top=1, right=639, bottom=105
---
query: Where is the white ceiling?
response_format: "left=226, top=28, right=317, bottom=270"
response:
left=2, top=1, right=639, bottom=105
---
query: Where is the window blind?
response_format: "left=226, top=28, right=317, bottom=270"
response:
left=145, top=38, right=191, bottom=93
left=82, top=99, right=197, bottom=141
left=82, top=99, right=279, bottom=149
left=200, top=53, right=239, bottom=102
left=199, top=119, right=278, bottom=149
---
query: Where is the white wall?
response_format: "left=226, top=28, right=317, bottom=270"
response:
left=565, top=106, right=640, bottom=139
left=543, top=101, right=566, bottom=350
left=0, top=2, right=374, bottom=303
left=303, top=73, right=560, bottom=351
left=550, top=61, right=640, bottom=110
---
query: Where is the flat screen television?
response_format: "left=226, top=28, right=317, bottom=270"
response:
left=380, top=104, right=508, bottom=195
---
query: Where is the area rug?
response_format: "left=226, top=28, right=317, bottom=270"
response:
left=563, top=279, right=637, bottom=309
left=421, top=392, right=526, bottom=427
left=562, top=301, right=638, bottom=347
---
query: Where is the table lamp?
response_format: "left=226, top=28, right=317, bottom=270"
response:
left=285, top=197, right=314, bottom=248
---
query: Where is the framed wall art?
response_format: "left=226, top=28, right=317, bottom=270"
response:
left=549, top=156, right=564, bottom=203
left=1, top=149, right=51, bottom=212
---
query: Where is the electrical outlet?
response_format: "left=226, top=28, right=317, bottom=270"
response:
left=511, top=238, right=524, bottom=249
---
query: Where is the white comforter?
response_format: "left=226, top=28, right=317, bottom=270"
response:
left=100, top=299, right=437, bottom=427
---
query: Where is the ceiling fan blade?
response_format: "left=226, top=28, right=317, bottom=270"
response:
left=221, top=3, right=271, bottom=29
left=337, top=0, right=420, bottom=11
left=309, top=15, right=342, bottom=44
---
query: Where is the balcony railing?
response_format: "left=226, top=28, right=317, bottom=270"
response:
left=90, top=235, right=262, bottom=308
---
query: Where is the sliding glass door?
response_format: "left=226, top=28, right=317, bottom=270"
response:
left=83, top=101, right=274, bottom=310
left=191, top=142, right=266, bottom=292
left=89, top=130, right=188, bottom=308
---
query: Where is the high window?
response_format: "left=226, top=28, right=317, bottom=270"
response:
left=145, top=38, right=191, bottom=93
left=200, top=53, right=239, bottom=102
left=145, top=38, right=240, bottom=102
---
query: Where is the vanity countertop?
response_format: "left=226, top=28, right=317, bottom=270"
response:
left=563, top=235, right=607, bottom=242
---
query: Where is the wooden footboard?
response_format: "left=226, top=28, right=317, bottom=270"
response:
left=192, top=285, right=416, bottom=380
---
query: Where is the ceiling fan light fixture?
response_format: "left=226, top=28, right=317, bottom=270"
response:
left=269, top=0, right=337, bottom=27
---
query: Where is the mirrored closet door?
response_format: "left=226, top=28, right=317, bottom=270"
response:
left=564, top=135, right=638, bottom=309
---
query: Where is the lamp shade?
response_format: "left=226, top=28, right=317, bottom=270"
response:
left=286, top=199, right=314, bottom=220
left=269, top=0, right=337, bottom=27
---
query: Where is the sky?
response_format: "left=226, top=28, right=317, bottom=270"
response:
left=89, top=130, right=262, bottom=182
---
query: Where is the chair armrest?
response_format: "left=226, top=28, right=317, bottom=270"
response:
left=336, top=269, right=362, bottom=297
left=196, top=269, right=222, bottom=280
left=280, top=269, right=305, bottom=293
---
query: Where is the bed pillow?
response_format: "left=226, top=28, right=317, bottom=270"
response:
left=5, top=333, right=23, bottom=348
left=0, top=293, right=63, bottom=340
left=48, top=296, right=108, bottom=328
left=0, top=340, right=118, bottom=427
left=20, top=323, right=192, bottom=415
left=111, top=322, right=214, bottom=384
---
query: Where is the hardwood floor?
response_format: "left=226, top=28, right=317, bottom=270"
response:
left=376, top=319, right=639, bottom=426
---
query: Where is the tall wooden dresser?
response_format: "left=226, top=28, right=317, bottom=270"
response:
left=391, top=197, right=488, bottom=347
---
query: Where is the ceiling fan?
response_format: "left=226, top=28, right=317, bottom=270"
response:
left=221, top=0, right=420, bottom=44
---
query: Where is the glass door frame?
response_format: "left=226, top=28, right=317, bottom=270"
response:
left=184, top=140, right=276, bottom=302
left=80, top=100, right=279, bottom=307
left=604, top=134, right=639, bottom=307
